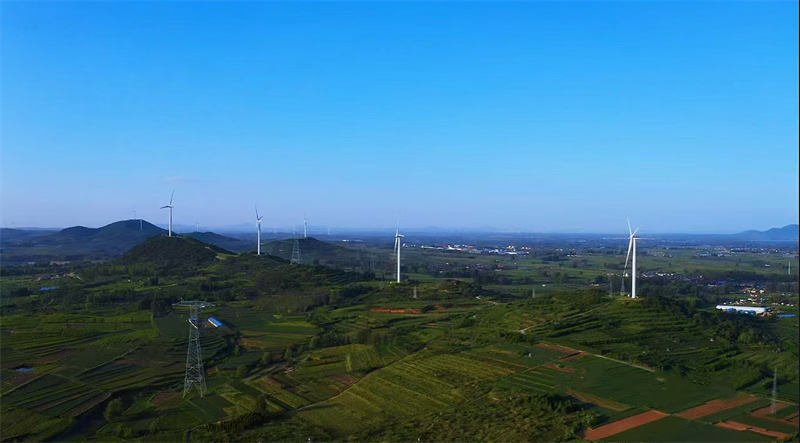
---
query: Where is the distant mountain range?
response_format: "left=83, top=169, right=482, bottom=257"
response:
left=2, top=220, right=796, bottom=264
left=0, top=219, right=251, bottom=260
left=734, top=224, right=799, bottom=241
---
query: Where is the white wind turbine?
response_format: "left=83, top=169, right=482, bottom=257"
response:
left=160, top=191, right=175, bottom=237
left=303, top=215, right=308, bottom=238
left=623, top=217, right=640, bottom=299
left=255, top=206, right=263, bottom=256
left=394, top=222, right=404, bottom=283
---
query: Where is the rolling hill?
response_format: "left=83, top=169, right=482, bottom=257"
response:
left=736, top=224, right=799, bottom=241
left=185, top=231, right=251, bottom=253
left=261, top=237, right=359, bottom=265
left=0, top=220, right=166, bottom=259
left=119, top=235, right=232, bottom=269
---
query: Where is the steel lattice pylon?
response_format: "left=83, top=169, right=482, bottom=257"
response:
left=173, top=300, right=214, bottom=397
left=291, top=238, right=301, bottom=264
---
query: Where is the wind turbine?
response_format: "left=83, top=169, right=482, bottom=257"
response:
left=623, top=218, right=640, bottom=299
left=303, top=215, right=308, bottom=238
left=255, top=206, right=263, bottom=256
left=160, top=191, right=175, bottom=237
left=394, top=222, right=404, bottom=283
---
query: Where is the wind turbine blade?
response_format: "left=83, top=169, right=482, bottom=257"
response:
left=633, top=227, right=640, bottom=237
left=160, top=205, right=169, bottom=209
left=627, top=217, right=632, bottom=236
left=170, top=190, right=174, bottom=205
left=624, top=237, right=633, bottom=271
left=255, top=205, right=259, bottom=220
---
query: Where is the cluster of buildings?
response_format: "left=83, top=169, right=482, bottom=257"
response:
left=715, top=305, right=773, bottom=316
left=415, top=244, right=530, bottom=255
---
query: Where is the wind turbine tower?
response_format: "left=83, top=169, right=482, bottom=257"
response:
left=255, top=206, right=263, bottom=256
left=394, top=224, right=404, bottom=283
left=623, top=218, right=640, bottom=299
left=160, top=191, right=175, bottom=236
left=303, top=215, right=308, bottom=238
left=173, top=300, right=214, bottom=397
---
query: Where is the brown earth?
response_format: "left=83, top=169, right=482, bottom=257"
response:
left=368, top=308, right=423, bottom=314
left=67, top=392, right=110, bottom=417
left=152, top=392, right=181, bottom=408
left=330, top=374, right=358, bottom=386
left=582, top=410, right=669, bottom=440
left=559, top=352, right=586, bottom=361
left=536, top=343, right=573, bottom=354
left=750, top=402, right=800, bottom=428
left=675, top=395, right=758, bottom=419
left=544, top=362, right=574, bottom=373
left=716, top=421, right=791, bottom=439
left=37, top=349, right=77, bottom=364
left=567, top=389, right=629, bottom=412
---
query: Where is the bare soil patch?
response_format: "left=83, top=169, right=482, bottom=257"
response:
left=751, top=401, right=792, bottom=417
left=152, top=392, right=181, bottom=408
left=68, top=392, right=110, bottom=417
left=582, top=410, right=669, bottom=440
left=536, top=343, right=573, bottom=354
left=716, top=421, right=791, bottom=439
left=330, top=374, right=358, bottom=386
left=559, top=352, right=585, bottom=361
left=544, top=362, right=574, bottom=373
left=368, top=308, right=423, bottom=314
left=676, top=395, right=758, bottom=419
left=567, top=389, right=629, bottom=412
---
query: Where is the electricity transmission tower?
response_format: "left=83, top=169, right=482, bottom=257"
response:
left=173, top=300, right=214, bottom=397
left=771, top=367, right=778, bottom=414
left=291, top=238, right=301, bottom=264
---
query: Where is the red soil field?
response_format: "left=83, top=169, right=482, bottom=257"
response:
left=535, top=343, right=573, bottom=354
left=751, top=401, right=791, bottom=417
left=152, top=392, right=181, bottom=408
left=567, top=389, right=628, bottom=412
left=582, top=410, right=669, bottom=440
left=368, top=308, right=423, bottom=314
left=329, top=374, right=358, bottom=386
left=544, top=362, right=574, bottom=373
left=716, top=420, right=791, bottom=439
left=559, top=352, right=585, bottom=361
left=675, top=395, right=758, bottom=419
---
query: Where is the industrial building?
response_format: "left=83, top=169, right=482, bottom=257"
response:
left=716, top=305, right=772, bottom=315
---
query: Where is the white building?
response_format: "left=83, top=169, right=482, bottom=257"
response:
left=716, top=305, right=772, bottom=315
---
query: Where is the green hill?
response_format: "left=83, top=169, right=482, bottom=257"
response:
left=186, top=231, right=251, bottom=253
left=119, top=235, right=232, bottom=269
left=261, top=237, right=358, bottom=264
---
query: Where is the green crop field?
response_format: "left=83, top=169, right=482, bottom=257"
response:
left=1, top=232, right=797, bottom=442
left=605, top=416, right=773, bottom=442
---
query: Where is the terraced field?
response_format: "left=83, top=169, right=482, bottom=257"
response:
left=297, top=353, right=519, bottom=436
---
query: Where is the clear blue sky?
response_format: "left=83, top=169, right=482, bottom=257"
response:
left=1, top=1, right=797, bottom=233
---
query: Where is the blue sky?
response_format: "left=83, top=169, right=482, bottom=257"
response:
left=1, top=1, right=797, bottom=233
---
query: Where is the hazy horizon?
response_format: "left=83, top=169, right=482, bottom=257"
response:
left=2, top=2, right=797, bottom=233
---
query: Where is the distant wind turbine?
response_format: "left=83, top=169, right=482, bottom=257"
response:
left=255, top=206, right=263, bottom=256
left=303, top=215, right=308, bottom=238
left=623, top=217, right=640, bottom=299
left=394, top=222, right=404, bottom=283
left=160, top=191, right=175, bottom=237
